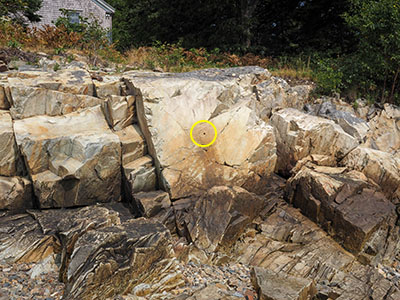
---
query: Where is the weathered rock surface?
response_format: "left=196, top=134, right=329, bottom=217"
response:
left=8, top=86, right=103, bottom=119
left=271, top=108, right=358, bottom=175
left=285, top=164, right=398, bottom=261
left=313, top=100, right=370, bottom=142
left=133, top=190, right=171, bottom=218
left=174, top=186, right=265, bottom=253
left=251, top=267, right=316, bottom=300
left=94, top=77, right=124, bottom=99
left=14, top=106, right=121, bottom=208
left=130, top=68, right=277, bottom=199
left=123, top=156, right=157, bottom=195
left=340, top=147, right=400, bottom=203
left=103, top=95, right=135, bottom=130
left=0, top=176, right=32, bottom=211
left=233, top=201, right=400, bottom=300
left=0, top=84, right=10, bottom=109
left=0, top=110, right=20, bottom=176
left=64, top=218, right=175, bottom=300
left=364, top=103, right=400, bottom=153
left=116, top=125, right=147, bottom=165
left=254, top=77, right=312, bottom=120
left=0, top=213, right=60, bottom=263
left=8, top=68, right=95, bottom=95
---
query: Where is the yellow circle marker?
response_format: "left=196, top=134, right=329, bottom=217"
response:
left=190, top=120, right=218, bottom=148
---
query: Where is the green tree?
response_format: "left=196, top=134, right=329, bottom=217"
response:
left=0, top=0, right=42, bottom=25
left=344, top=0, right=400, bottom=103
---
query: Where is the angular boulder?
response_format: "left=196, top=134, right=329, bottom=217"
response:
left=0, top=176, right=32, bottom=211
left=286, top=164, right=398, bottom=259
left=102, top=95, right=135, bottom=130
left=0, top=83, right=10, bottom=109
left=254, top=77, right=312, bottom=120
left=315, top=100, right=370, bottom=142
left=8, top=68, right=95, bottom=95
left=129, top=68, right=277, bottom=199
left=8, top=86, right=103, bottom=119
left=174, top=186, right=265, bottom=253
left=364, top=103, right=400, bottom=153
left=63, top=218, right=174, bottom=300
left=0, top=110, right=20, bottom=176
left=340, top=147, right=400, bottom=203
left=14, top=106, right=121, bottom=208
left=116, top=125, right=147, bottom=165
left=251, top=267, right=316, bottom=300
left=271, top=108, right=358, bottom=176
left=0, top=213, right=60, bottom=263
left=132, top=190, right=171, bottom=218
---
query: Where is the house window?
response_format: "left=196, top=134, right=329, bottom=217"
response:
left=68, top=11, right=81, bottom=24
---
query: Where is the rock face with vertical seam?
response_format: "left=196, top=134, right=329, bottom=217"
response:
left=125, top=67, right=277, bottom=199
left=270, top=108, right=358, bottom=176
left=13, top=106, right=121, bottom=208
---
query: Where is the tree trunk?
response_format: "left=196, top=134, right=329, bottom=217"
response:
left=240, top=0, right=259, bottom=49
left=389, top=67, right=400, bottom=104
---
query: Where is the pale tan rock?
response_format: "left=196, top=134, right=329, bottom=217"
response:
left=116, top=125, right=147, bottom=165
left=8, top=86, right=103, bottom=119
left=0, top=110, right=19, bottom=176
left=0, top=176, right=32, bottom=211
left=0, top=83, right=10, bottom=109
left=130, top=69, right=277, bottom=199
left=14, top=106, right=121, bottom=208
left=340, top=147, right=400, bottom=203
left=94, top=77, right=123, bottom=99
left=123, top=156, right=157, bottom=194
left=270, top=108, right=358, bottom=176
left=103, top=95, right=135, bottom=130
left=255, top=77, right=312, bottom=120
left=184, top=285, right=242, bottom=300
left=364, top=104, right=400, bottom=153
left=8, top=68, right=95, bottom=95
left=251, top=267, right=316, bottom=300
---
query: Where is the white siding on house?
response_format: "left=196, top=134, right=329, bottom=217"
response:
left=33, top=0, right=113, bottom=31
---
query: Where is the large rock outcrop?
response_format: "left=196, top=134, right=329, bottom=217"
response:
left=340, top=147, right=400, bottom=203
left=14, top=106, right=121, bottom=208
left=285, top=164, right=398, bottom=262
left=63, top=218, right=175, bottom=300
left=271, top=108, right=358, bottom=175
left=174, top=186, right=265, bottom=253
left=0, top=110, right=20, bottom=176
left=126, top=68, right=277, bottom=199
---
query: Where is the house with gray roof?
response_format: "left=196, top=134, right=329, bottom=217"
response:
left=33, top=0, right=115, bottom=32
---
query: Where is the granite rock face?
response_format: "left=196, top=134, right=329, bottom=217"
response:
left=64, top=218, right=175, bottom=300
left=271, top=108, right=358, bottom=175
left=128, top=68, right=277, bottom=199
left=0, top=110, right=20, bottom=176
left=340, top=147, right=400, bottom=203
left=8, top=86, right=103, bottom=119
left=286, top=164, right=398, bottom=262
left=251, top=267, right=316, bottom=300
left=174, top=186, right=265, bottom=253
left=13, top=106, right=121, bottom=208
left=0, top=176, right=32, bottom=211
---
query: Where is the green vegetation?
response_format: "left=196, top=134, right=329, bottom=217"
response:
left=0, top=0, right=399, bottom=104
